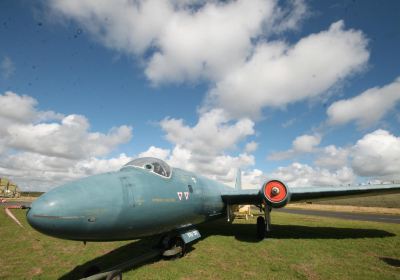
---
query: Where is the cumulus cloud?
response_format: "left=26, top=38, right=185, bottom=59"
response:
left=1, top=102, right=257, bottom=189
left=268, top=129, right=400, bottom=185
left=210, top=20, right=369, bottom=118
left=158, top=109, right=256, bottom=181
left=242, top=168, right=266, bottom=189
left=161, top=109, right=254, bottom=157
left=0, top=91, right=133, bottom=190
left=171, top=147, right=255, bottom=183
left=268, top=133, right=321, bottom=160
left=49, top=0, right=306, bottom=85
left=268, top=162, right=355, bottom=187
left=244, top=141, right=258, bottom=153
left=48, top=1, right=369, bottom=119
left=314, top=145, right=349, bottom=170
left=0, top=153, right=132, bottom=191
left=351, top=129, right=400, bottom=179
left=293, top=134, right=321, bottom=153
left=327, top=76, right=400, bottom=127
left=0, top=91, right=45, bottom=124
left=145, top=0, right=276, bottom=83
left=6, top=115, right=132, bottom=159
left=139, top=146, right=171, bottom=160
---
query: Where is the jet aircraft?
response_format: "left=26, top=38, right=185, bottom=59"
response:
left=24, top=157, right=400, bottom=245
left=4, top=157, right=400, bottom=277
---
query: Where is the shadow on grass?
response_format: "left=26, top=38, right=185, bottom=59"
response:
left=59, top=237, right=156, bottom=280
left=59, top=236, right=196, bottom=280
left=59, top=219, right=395, bottom=279
left=198, top=219, right=395, bottom=242
left=379, top=257, right=400, bottom=267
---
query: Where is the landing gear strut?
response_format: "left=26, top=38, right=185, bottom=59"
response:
left=256, top=205, right=271, bottom=240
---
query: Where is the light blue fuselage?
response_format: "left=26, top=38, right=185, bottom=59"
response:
left=27, top=166, right=232, bottom=241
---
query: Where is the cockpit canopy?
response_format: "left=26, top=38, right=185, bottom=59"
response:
left=122, top=157, right=172, bottom=178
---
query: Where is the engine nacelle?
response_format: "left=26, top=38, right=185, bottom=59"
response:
left=261, top=180, right=290, bottom=208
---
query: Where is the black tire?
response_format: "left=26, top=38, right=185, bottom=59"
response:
left=167, top=237, right=186, bottom=259
left=257, top=216, right=266, bottom=240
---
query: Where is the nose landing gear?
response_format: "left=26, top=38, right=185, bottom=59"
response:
left=161, top=236, right=186, bottom=258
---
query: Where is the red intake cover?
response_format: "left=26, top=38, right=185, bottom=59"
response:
left=263, top=180, right=288, bottom=203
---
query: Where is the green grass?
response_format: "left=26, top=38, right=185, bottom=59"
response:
left=0, top=209, right=399, bottom=280
left=313, top=193, right=400, bottom=208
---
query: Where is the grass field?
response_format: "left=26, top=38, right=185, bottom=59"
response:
left=312, top=193, right=400, bottom=208
left=0, top=209, right=399, bottom=280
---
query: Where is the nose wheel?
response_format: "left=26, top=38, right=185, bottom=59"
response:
left=161, top=236, right=186, bottom=258
left=257, top=205, right=271, bottom=240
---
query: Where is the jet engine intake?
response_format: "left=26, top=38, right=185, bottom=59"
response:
left=261, top=180, right=290, bottom=208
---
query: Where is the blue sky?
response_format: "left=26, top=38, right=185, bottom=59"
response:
left=0, top=0, right=399, bottom=190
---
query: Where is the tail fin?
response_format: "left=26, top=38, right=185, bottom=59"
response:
left=235, top=168, right=242, bottom=191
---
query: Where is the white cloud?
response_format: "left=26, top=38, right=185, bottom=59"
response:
left=0, top=91, right=133, bottom=190
left=268, top=162, right=355, bottom=187
left=135, top=145, right=256, bottom=186
left=214, top=128, right=400, bottom=188
left=48, top=1, right=372, bottom=121
left=268, top=133, right=321, bottom=160
left=0, top=152, right=132, bottom=191
left=244, top=141, right=258, bottom=153
left=268, top=129, right=400, bottom=185
left=242, top=168, right=266, bottom=189
left=139, top=146, right=171, bottom=160
left=327, top=76, right=400, bottom=127
left=293, top=134, right=321, bottom=153
left=5, top=114, right=132, bottom=160
left=209, top=20, right=369, bottom=118
left=0, top=91, right=41, bottom=123
left=161, top=109, right=254, bottom=157
left=75, top=154, right=132, bottom=175
left=0, top=103, right=258, bottom=190
left=267, top=129, right=400, bottom=185
left=49, top=0, right=306, bottom=86
left=1, top=56, right=15, bottom=79
left=145, top=0, right=276, bottom=84
left=314, top=145, right=349, bottom=170
left=138, top=109, right=257, bottom=183
left=351, top=129, right=400, bottom=178
left=49, top=0, right=173, bottom=55
left=171, top=148, right=255, bottom=183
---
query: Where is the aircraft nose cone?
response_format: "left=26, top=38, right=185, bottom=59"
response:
left=27, top=191, right=66, bottom=236
left=26, top=183, right=86, bottom=239
left=27, top=172, right=125, bottom=241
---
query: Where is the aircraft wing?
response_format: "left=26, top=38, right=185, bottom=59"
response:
left=221, top=189, right=262, bottom=205
left=221, top=183, right=400, bottom=207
